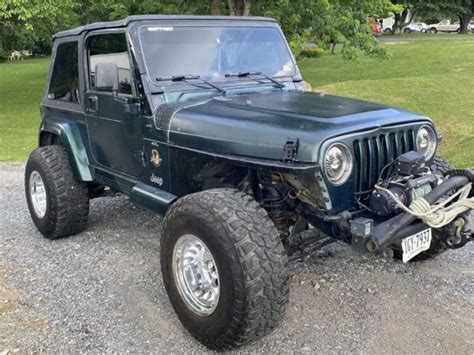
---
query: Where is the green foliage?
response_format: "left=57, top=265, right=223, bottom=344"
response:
left=0, top=0, right=397, bottom=58
left=2, top=0, right=471, bottom=57
left=299, top=47, right=325, bottom=59
left=0, top=50, right=8, bottom=61
left=256, top=0, right=395, bottom=59
left=0, top=0, right=78, bottom=51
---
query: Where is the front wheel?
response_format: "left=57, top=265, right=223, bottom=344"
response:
left=430, top=28, right=438, bottom=34
left=160, top=189, right=289, bottom=349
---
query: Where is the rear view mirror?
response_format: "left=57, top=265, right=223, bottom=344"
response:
left=95, top=63, right=119, bottom=93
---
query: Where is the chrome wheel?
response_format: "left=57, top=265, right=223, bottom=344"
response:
left=172, top=234, right=220, bottom=316
left=29, top=171, right=47, bottom=218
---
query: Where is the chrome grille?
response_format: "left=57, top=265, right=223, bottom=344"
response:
left=352, top=129, right=416, bottom=192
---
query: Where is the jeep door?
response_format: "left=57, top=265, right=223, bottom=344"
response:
left=84, top=31, right=144, bottom=177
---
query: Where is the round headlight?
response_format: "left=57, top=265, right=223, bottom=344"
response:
left=416, top=125, right=437, bottom=160
left=324, top=143, right=353, bottom=185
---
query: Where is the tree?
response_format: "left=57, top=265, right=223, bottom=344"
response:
left=212, top=0, right=222, bottom=15
left=228, top=0, right=251, bottom=16
left=449, top=0, right=474, bottom=33
left=0, top=0, right=77, bottom=51
left=424, top=0, right=473, bottom=34
left=391, top=0, right=474, bottom=34
left=253, top=0, right=400, bottom=58
left=390, top=0, right=428, bottom=34
left=0, top=0, right=401, bottom=58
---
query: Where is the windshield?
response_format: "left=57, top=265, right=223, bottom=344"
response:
left=139, top=26, right=296, bottom=82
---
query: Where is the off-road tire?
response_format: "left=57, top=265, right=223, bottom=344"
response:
left=160, top=188, right=289, bottom=350
left=25, top=145, right=89, bottom=239
left=430, top=155, right=453, bottom=176
left=393, top=156, right=453, bottom=261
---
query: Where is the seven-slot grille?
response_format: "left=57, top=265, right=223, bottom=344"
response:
left=352, top=129, right=416, bottom=192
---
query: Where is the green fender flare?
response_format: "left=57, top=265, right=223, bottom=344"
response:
left=39, top=121, right=93, bottom=181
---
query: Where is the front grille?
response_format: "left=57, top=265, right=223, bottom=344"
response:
left=352, top=129, right=416, bottom=192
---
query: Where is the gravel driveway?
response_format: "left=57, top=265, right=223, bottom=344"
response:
left=1, top=163, right=473, bottom=353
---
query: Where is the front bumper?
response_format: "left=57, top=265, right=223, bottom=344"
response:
left=352, top=174, right=473, bottom=253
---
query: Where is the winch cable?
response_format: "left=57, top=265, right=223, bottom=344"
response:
left=374, top=182, right=474, bottom=229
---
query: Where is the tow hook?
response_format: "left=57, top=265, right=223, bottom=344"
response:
left=446, top=214, right=473, bottom=249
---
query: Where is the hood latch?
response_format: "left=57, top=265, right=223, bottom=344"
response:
left=283, top=138, right=299, bottom=163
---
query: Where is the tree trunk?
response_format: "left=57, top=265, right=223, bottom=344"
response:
left=243, top=0, right=251, bottom=16
left=227, top=0, right=251, bottom=16
left=393, top=9, right=408, bottom=34
left=393, top=8, right=415, bottom=34
left=0, top=25, right=3, bottom=51
left=459, top=14, right=472, bottom=34
left=212, top=0, right=221, bottom=15
left=406, top=9, right=416, bottom=27
left=228, top=0, right=235, bottom=15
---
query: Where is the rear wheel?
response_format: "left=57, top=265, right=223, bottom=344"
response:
left=25, top=145, right=89, bottom=239
left=404, top=28, right=411, bottom=33
left=161, top=189, right=289, bottom=349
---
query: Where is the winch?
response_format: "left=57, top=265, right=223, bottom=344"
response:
left=369, top=152, right=437, bottom=217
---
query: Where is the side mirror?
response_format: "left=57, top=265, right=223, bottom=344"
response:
left=95, top=63, right=119, bottom=93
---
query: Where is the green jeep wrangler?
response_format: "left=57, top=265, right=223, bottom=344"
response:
left=25, top=15, right=473, bottom=349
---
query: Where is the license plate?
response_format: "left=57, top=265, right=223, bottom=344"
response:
left=402, top=228, right=432, bottom=263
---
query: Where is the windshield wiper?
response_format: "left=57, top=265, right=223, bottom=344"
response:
left=224, top=71, right=285, bottom=89
left=156, top=74, right=226, bottom=94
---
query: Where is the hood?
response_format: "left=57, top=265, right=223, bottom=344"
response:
left=167, top=91, right=430, bottom=162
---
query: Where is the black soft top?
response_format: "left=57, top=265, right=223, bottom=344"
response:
left=54, top=15, right=277, bottom=39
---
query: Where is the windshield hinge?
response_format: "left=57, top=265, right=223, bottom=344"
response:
left=283, top=138, right=299, bottom=162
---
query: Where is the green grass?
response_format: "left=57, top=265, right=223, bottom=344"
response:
left=0, top=37, right=473, bottom=167
left=300, top=38, right=474, bottom=168
left=0, top=58, right=50, bottom=161
left=381, top=33, right=474, bottom=40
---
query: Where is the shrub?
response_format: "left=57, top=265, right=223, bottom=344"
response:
left=0, top=50, right=9, bottom=62
left=299, top=47, right=325, bottom=59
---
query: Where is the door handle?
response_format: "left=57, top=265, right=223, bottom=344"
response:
left=88, top=95, right=98, bottom=112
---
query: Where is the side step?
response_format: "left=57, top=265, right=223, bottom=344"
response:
left=130, top=182, right=177, bottom=216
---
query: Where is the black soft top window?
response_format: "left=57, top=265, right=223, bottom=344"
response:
left=48, top=41, right=80, bottom=104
